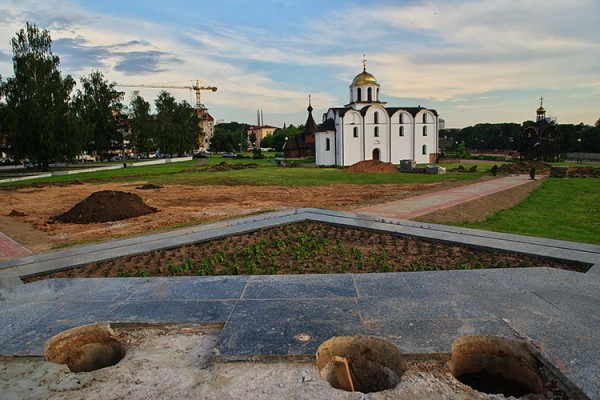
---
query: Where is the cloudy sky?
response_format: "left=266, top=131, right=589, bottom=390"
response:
left=1, top=0, right=598, bottom=128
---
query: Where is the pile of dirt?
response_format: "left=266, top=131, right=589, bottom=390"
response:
left=52, top=191, right=157, bottom=224
left=345, top=160, right=399, bottom=173
left=136, top=183, right=163, bottom=190
left=497, top=161, right=551, bottom=174
left=568, top=166, right=600, bottom=178
left=8, top=209, right=27, bottom=217
left=448, top=165, right=478, bottom=173
left=203, top=162, right=259, bottom=172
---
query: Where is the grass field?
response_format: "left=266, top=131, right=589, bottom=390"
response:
left=454, top=177, right=600, bottom=244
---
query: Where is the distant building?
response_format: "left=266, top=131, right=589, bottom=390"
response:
left=283, top=98, right=316, bottom=159
left=520, top=98, right=561, bottom=162
left=247, top=125, right=277, bottom=147
left=199, top=108, right=214, bottom=149
left=315, top=57, right=440, bottom=166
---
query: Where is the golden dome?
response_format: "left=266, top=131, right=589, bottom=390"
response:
left=351, top=70, right=379, bottom=87
left=537, top=106, right=545, bottom=113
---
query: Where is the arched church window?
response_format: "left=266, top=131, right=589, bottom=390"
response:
left=423, top=126, right=427, bottom=136
left=357, top=88, right=362, bottom=102
left=422, top=113, right=427, bottom=123
left=353, top=127, right=358, bottom=138
left=374, top=126, right=379, bottom=137
left=326, top=138, right=331, bottom=151
left=376, top=88, right=379, bottom=101
left=422, top=144, right=427, bottom=155
left=374, top=112, right=379, bottom=124
left=399, top=126, right=404, bottom=137
left=399, top=113, right=404, bottom=123
left=367, top=87, right=372, bottom=102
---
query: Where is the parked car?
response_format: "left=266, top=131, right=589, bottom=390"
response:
left=193, top=152, right=208, bottom=159
left=222, top=152, right=237, bottom=158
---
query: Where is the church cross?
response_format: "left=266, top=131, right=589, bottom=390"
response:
left=363, top=54, right=367, bottom=71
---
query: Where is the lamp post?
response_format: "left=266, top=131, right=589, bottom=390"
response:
left=577, top=138, right=582, bottom=163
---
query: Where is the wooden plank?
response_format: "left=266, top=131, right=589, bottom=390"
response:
left=332, top=356, right=354, bottom=392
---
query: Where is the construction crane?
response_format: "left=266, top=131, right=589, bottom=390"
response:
left=116, top=80, right=217, bottom=121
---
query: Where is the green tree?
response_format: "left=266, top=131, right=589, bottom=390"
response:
left=0, top=23, right=78, bottom=170
left=128, top=92, right=155, bottom=155
left=173, top=100, right=201, bottom=155
left=74, top=70, right=124, bottom=160
left=210, top=122, right=250, bottom=152
left=456, top=141, right=468, bottom=158
left=154, top=91, right=178, bottom=155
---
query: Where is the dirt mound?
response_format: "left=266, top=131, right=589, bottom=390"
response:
left=497, top=161, right=551, bottom=174
left=53, top=191, right=157, bottom=224
left=8, top=209, right=27, bottom=217
left=346, top=160, right=399, bottom=173
left=448, top=165, right=478, bottom=173
left=203, top=162, right=259, bottom=172
left=137, top=183, right=163, bottom=190
left=568, top=166, right=600, bottom=178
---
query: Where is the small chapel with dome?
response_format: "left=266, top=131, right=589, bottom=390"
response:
left=315, top=56, right=440, bottom=166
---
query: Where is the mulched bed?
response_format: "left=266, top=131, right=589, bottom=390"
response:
left=52, top=190, right=157, bottom=224
left=26, top=221, right=588, bottom=281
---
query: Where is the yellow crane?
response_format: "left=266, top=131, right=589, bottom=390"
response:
left=116, top=80, right=217, bottom=121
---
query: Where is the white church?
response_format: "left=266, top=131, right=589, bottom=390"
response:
left=315, top=58, right=440, bottom=166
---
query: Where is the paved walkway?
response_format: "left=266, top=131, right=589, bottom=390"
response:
left=0, top=232, right=31, bottom=259
left=353, top=174, right=538, bottom=219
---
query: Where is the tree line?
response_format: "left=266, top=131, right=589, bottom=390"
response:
left=441, top=120, right=600, bottom=155
left=0, top=23, right=200, bottom=171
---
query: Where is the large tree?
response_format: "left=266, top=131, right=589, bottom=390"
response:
left=127, top=92, right=155, bottom=155
left=74, top=70, right=124, bottom=160
left=154, top=92, right=200, bottom=156
left=0, top=23, right=77, bottom=170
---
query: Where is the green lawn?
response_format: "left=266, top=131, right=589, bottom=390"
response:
left=0, top=158, right=484, bottom=187
left=453, top=178, right=600, bottom=244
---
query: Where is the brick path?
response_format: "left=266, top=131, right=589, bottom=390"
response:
left=352, top=174, right=538, bottom=220
left=0, top=232, right=31, bottom=259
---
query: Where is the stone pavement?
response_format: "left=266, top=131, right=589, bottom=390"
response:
left=0, top=209, right=599, bottom=398
left=352, top=174, right=538, bottom=219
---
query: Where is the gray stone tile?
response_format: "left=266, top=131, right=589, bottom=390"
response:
left=128, top=276, right=248, bottom=300
left=361, top=318, right=514, bottom=354
left=1, top=301, right=118, bottom=356
left=243, top=274, right=356, bottom=299
left=448, top=267, right=564, bottom=295
left=0, top=302, right=58, bottom=354
left=216, top=299, right=364, bottom=358
left=352, top=273, right=414, bottom=298
left=534, top=290, right=600, bottom=329
left=358, top=293, right=495, bottom=321
left=109, top=300, right=236, bottom=323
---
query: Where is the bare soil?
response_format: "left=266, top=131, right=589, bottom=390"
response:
left=1, top=178, right=489, bottom=257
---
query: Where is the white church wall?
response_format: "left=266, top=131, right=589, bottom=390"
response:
left=362, top=106, right=389, bottom=163
left=414, top=110, right=437, bottom=164
left=315, top=132, right=336, bottom=166
left=389, top=110, right=414, bottom=163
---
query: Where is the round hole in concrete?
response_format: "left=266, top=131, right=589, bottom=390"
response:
left=450, top=335, right=545, bottom=398
left=44, top=323, right=126, bottom=373
left=316, top=336, right=406, bottom=393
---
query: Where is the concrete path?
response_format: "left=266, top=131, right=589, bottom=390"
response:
left=353, top=174, right=538, bottom=220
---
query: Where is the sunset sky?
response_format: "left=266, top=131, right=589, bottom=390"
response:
left=1, top=0, right=598, bottom=128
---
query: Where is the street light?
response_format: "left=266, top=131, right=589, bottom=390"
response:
left=577, top=138, right=582, bottom=163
